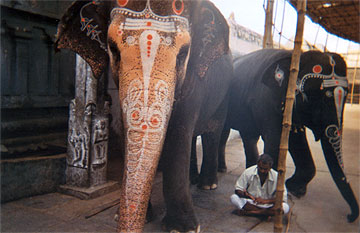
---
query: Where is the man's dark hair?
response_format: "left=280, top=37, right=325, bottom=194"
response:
left=257, top=153, right=274, bottom=167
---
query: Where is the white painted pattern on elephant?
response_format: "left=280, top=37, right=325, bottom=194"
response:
left=111, top=0, right=189, bottom=32
left=79, top=0, right=107, bottom=51
left=334, top=86, right=346, bottom=127
left=325, top=125, right=344, bottom=170
left=297, top=55, right=348, bottom=93
left=112, top=1, right=189, bottom=228
left=274, top=64, right=285, bottom=86
left=121, top=28, right=171, bottom=227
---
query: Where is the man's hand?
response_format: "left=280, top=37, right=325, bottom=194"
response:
left=254, top=197, right=275, bottom=205
left=244, top=191, right=255, bottom=201
left=235, top=190, right=255, bottom=201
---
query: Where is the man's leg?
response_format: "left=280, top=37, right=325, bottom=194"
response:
left=230, top=194, right=262, bottom=215
left=282, top=202, right=290, bottom=215
left=231, top=195, right=290, bottom=216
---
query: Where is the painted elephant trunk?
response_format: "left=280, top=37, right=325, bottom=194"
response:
left=321, top=125, right=359, bottom=222
left=117, top=85, right=174, bottom=232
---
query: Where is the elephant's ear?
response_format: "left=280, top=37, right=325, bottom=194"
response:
left=261, top=56, right=291, bottom=100
left=190, top=0, right=230, bottom=79
left=55, top=0, right=111, bottom=78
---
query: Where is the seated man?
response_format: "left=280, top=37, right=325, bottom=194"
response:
left=230, top=153, right=289, bottom=216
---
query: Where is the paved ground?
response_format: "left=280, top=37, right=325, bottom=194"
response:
left=1, top=104, right=359, bottom=232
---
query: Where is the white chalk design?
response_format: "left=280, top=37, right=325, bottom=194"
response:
left=274, top=64, right=284, bottom=86
left=297, top=55, right=348, bottom=93
left=325, top=125, right=344, bottom=170
left=334, top=86, right=346, bottom=127
left=111, top=0, right=189, bottom=32
left=113, top=0, right=189, bottom=223
left=122, top=30, right=172, bottom=174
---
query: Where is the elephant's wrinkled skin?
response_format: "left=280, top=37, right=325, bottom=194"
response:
left=55, top=0, right=233, bottom=232
left=194, top=49, right=358, bottom=222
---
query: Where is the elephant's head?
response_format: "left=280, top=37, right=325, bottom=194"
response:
left=295, top=50, right=359, bottom=222
left=56, top=0, right=229, bottom=231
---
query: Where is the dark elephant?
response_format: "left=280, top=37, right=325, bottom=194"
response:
left=193, top=49, right=359, bottom=222
left=55, top=0, right=233, bottom=232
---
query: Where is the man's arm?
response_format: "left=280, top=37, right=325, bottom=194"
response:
left=254, top=197, right=275, bottom=205
left=235, top=189, right=255, bottom=201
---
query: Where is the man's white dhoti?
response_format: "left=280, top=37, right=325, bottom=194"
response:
left=230, top=194, right=290, bottom=214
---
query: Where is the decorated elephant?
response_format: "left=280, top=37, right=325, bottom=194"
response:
left=192, top=49, right=359, bottom=222
left=55, top=0, right=233, bottom=232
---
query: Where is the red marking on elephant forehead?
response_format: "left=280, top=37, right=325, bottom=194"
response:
left=117, top=0, right=128, bottom=7
left=172, top=0, right=184, bottom=15
left=312, top=65, right=322, bottom=73
left=147, top=22, right=152, bottom=27
left=147, top=34, right=153, bottom=40
left=142, top=124, right=148, bottom=130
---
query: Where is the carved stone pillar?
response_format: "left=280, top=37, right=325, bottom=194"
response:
left=59, top=55, right=118, bottom=199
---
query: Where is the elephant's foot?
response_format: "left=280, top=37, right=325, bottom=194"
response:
left=161, top=214, right=200, bottom=233
left=197, top=174, right=218, bottom=190
left=114, top=203, right=154, bottom=224
left=198, top=183, right=218, bottom=190
left=285, top=179, right=307, bottom=198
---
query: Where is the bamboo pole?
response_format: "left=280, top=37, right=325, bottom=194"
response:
left=263, top=0, right=274, bottom=48
left=273, top=0, right=307, bottom=232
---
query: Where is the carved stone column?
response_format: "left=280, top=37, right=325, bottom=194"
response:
left=59, top=55, right=118, bottom=199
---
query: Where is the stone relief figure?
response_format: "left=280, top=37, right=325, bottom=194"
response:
left=68, top=128, right=89, bottom=168
left=92, top=119, right=109, bottom=166
left=67, top=100, right=91, bottom=169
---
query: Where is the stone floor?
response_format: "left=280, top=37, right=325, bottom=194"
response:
left=1, top=104, right=359, bottom=232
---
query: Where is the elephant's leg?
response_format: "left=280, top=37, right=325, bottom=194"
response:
left=262, top=127, right=282, bottom=170
left=190, top=136, right=200, bottom=185
left=242, top=135, right=260, bottom=168
left=218, top=127, right=230, bottom=173
left=197, top=132, right=221, bottom=190
left=114, top=199, right=154, bottom=223
left=286, top=128, right=316, bottom=197
left=161, top=128, right=199, bottom=232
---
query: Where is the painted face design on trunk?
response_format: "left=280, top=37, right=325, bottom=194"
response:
left=108, top=1, right=191, bottom=230
left=325, top=124, right=344, bottom=170
left=109, top=0, right=190, bottom=172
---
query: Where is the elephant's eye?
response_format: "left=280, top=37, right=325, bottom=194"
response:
left=176, top=44, right=190, bottom=67
left=325, top=90, right=333, bottom=98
